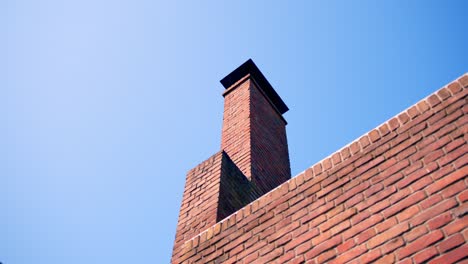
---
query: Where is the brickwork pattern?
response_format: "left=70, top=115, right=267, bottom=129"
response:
left=173, top=151, right=262, bottom=255
left=221, top=75, right=291, bottom=195
left=218, top=153, right=262, bottom=221
left=174, top=67, right=293, bottom=258
left=173, top=151, right=224, bottom=250
left=250, top=78, right=291, bottom=194
left=221, top=77, right=253, bottom=178
left=172, top=73, right=468, bottom=263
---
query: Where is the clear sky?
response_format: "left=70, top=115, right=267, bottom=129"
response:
left=2, top=1, right=467, bottom=263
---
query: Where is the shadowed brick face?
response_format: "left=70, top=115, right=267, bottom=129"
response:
left=172, top=62, right=467, bottom=263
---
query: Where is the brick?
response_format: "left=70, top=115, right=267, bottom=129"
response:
left=443, top=215, right=468, bottom=235
left=319, top=208, right=357, bottom=232
left=376, top=217, right=398, bottom=233
left=359, top=137, right=372, bottom=151
left=409, top=175, right=433, bottom=192
left=355, top=228, right=376, bottom=244
left=398, top=112, right=410, bottom=125
left=306, top=235, right=341, bottom=259
left=259, top=243, right=275, bottom=256
left=345, top=193, right=365, bottom=209
left=448, top=81, right=463, bottom=94
left=417, top=100, right=430, bottom=114
left=332, top=152, right=342, bottom=166
left=423, top=108, right=464, bottom=137
left=453, top=153, right=468, bottom=169
left=396, top=205, right=420, bottom=222
left=271, top=220, right=299, bottom=242
left=359, top=249, right=382, bottom=264
left=413, top=246, right=438, bottom=264
left=452, top=202, right=468, bottom=218
left=423, top=149, right=444, bottom=164
left=311, top=229, right=332, bottom=246
left=408, top=121, right=427, bottom=135
left=311, top=165, right=321, bottom=178
left=444, top=137, right=465, bottom=153
left=383, top=191, right=426, bottom=219
left=284, top=228, right=318, bottom=252
left=410, top=198, right=457, bottom=227
left=289, top=255, right=305, bottom=264
left=336, top=239, right=356, bottom=254
left=321, top=175, right=338, bottom=188
left=438, top=234, right=464, bottom=253
left=441, top=180, right=466, bottom=199
left=437, top=88, right=451, bottom=100
left=369, top=198, right=392, bottom=214
left=397, top=259, right=412, bottom=264
left=336, top=181, right=370, bottom=206
left=382, top=237, right=404, bottom=254
left=388, top=117, right=400, bottom=131
left=341, top=147, right=351, bottom=160
left=427, top=94, right=441, bottom=107
left=463, top=228, right=468, bottom=240
left=403, top=225, right=428, bottom=242
left=367, top=222, right=409, bottom=249
left=364, top=183, right=384, bottom=198
left=349, top=141, right=361, bottom=155
left=317, top=176, right=349, bottom=199
left=355, top=186, right=397, bottom=212
left=388, top=188, right=411, bottom=205
left=428, top=244, right=468, bottom=264
left=445, top=97, right=467, bottom=115
left=374, top=254, right=395, bottom=264
left=329, top=244, right=366, bottom=264
left=379, top=123, right=391, bottom=136
left=458, top=75, right=468, bottom=88
left=350, top=210, right=371, bottom=226
left=397, top=163, right=437, bottom=189
left=426, top=167, right=468, bottom=195
left=458, top=189, right=468, bottom=203
left=396, top=230, right=443, bottom=259
left=427, top=212, right=452, bottom=230
left=408, top=105, right=421, bottom=119
left=276, top=250, right=295, bottom=263
left=420, top=194, right=442, bottom=210
left=323, top=158, right=332, bottom=170
left=331, top=219, right=351, bottom=236
left=429, top=164, right=454, bottom=180
left=244, top=251, right=259, bottom=263
left=295, top=240, right=313, bottom=255
left=396, top=146, right=417, bottom=162
left=316, top=249, right=336, bottom=263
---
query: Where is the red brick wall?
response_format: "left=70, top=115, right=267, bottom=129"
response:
left=172, top=73, right=468, bottom=263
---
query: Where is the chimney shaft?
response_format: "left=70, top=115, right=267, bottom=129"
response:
left=220, top=59, right=291, bottom=194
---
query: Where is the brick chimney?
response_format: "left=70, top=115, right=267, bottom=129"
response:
left=220, top=59, right=291, bottom=194
left=172, top=59, right=291, bottom=261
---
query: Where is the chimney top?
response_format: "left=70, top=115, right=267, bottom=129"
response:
left=220, top=59, right=289, bottom=114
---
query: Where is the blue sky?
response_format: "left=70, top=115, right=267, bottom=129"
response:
left=2, top=1, right=467, bottom=263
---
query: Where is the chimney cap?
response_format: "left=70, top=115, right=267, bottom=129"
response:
left=220, top=59, right=289, bottom=114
